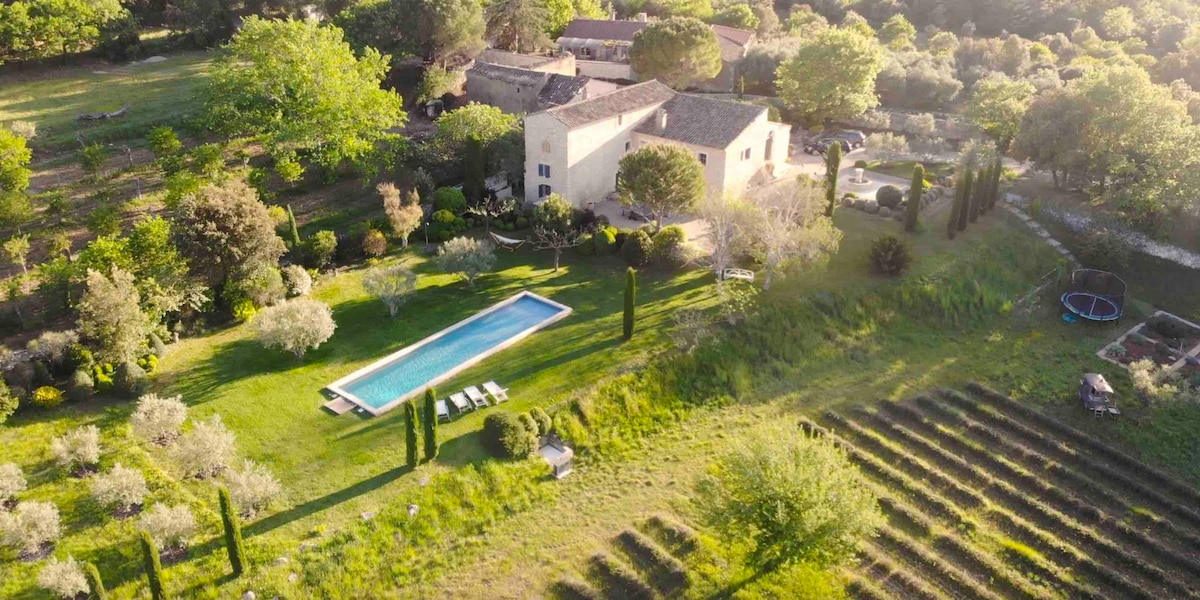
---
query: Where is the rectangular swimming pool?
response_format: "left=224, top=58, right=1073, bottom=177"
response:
left=326, top=291, right=572, bottom=415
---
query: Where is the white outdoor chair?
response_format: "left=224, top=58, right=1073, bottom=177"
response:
left=465, top=386, right=490, bottom=409
left=449, top=392, right=471, bottom=413
left=436, top=399, right=451, bottom=422
left=719, top=268, right=755, bottom=282
left=482, top=381, right=509, bottom=403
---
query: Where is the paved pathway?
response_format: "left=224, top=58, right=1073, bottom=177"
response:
left=1000, top=200, right=1081, bottom=267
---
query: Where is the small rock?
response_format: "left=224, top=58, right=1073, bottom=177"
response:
left=842, top=197, right=855, bottom=208
left=878, top=207, right=892, bottom=218
left=394, top=532, right=404, bottom=544
left=242, top=592, right=257, bottom=600
left=407, top=504, right=419, bottom=517
left=299, top=542, right=315, bottom=551
left=361, top=511, right=376, bottom=521
left=288, top=573, right=299, bottom=583
left=419, top=476, right=430, bottom=487
left=272, top=557, right=289, bottom=566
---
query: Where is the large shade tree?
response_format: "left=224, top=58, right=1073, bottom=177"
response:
left=967, top=72, right=1036, bottom=151
left=629, top=17, right=722, bottom=90
left=776, top=27, right=883, bottom=124
left=204, top=17, right=407, bottom=177
left=0, top=0, right=125, bottom=64
left=616, top=144, right=706, bottom=225
left=173, top=179, right=287, bottom=290
left=485, top=0, right=551, bottom=52
left=335, top=0, right=485, bottom=66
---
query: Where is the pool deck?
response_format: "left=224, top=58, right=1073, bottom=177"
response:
left=325, top=291, right=572, bottom=416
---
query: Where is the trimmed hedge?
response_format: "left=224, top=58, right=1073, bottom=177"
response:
left=587, top=553, right=654, bottom=600
left=482, top=412, right=538, bottom=459
left=614, top=529, right=689, bottom=594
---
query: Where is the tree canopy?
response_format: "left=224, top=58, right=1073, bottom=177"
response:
left=776, top=27, right=883, bottom=123
left=967, top=72, right=1036, bottom=149
left=173, top=179, right=288, bottom=289
left=0, top=0, right=125, bottom=64
left=0, top=129, right=32, bottom=195
left=204, top=18, right=407, bottom=176
left=629, top=17, right=723, bottom=90
left=616, top=144, right=706, bottom=224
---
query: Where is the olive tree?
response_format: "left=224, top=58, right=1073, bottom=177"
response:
left=694, top=421, right=883, bottom=570
left=139, top=504, right=196, bottom=551
left=753, top=177, right=842, bottom=290
left=435, top=237, right=496, bottom=287
left=698, top=194, right=752, bottom=292
left=171, top=415, right=236, bottom=479
left=77, top=268, right=151, bottom=364
left=51, top=425, right=101, bottom=473
left=0, top=462, right=27, bottom=504
left=362, top=264, right=418, bottom=317
left=0, top=501, right=61, bottom=556
left=38, top=555, right=88, bottom=599
left=130, top=394, right=189, bottom=445
left=90, top=463, right=149, bottom=514
left=532, top=194, right=581, bottom=272
left=254, top=298, right=337, bottom=359
left=224, top=460, right=282, bottom=518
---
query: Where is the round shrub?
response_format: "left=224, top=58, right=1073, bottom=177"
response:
left=1077, top=227, right=1131, bottom=272
left=651, top=225, right=688, bottom=269
left=231, top=298, right=257, bottom=322
left=438, top=229, right=453, bottom=241
left=529, top=407, right=553, bottom=436
left=0, top=389, right=17, bottom=424
left=362, top=229, right=388, bottom=258
left=854, top=159, right=868, bottom=168
left=876, top=185, right=903, bottom=209
left=433, top=187, right=467, bottom=214
left=614, top=229, right=631, bottom=248
left=65, top=343, right=94, bottom=374
left=431, top=209, right=455, bottom=225
left=32, top=386, right=64, bottom=409
left=593, top=227, right=617, bottom=256
left=148, top=333, right=167, bottom=358
left=518, top=412, right=538, bottom=435
left=453, top=216, right=467, bottom=231
left=481, top=412, right=538, bottom=459
left=66, top=370, right=94, bottom=403
left=620, top=230, right=653, bottom=267
left=515, top=217, right=529, bottom=229
left=575, top=234, right=596, bottom=256
left=5, top=361, right=34, bottom=391
left=868, top=234, right=913, bottom=276
left=114, top=361, right=149, bottom=399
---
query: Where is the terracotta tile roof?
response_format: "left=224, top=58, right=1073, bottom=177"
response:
left=467, top=62, right=549, bottom=88
left=538, top=74, right=591, bottom=106
left=543, top=80, right=675, bottom=128
left=633, top=93, right=764, bottom=149
left=710, top=24, right=754, bottom=47
left=560, top=19, right=646, bottom=42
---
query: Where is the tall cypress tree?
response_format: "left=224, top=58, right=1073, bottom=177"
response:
left=623, top=268, right=636, bottom=340
left=957, top=169, right=972, bottom=232
left=905, top=164, right=925, bottom=233
left=84, top=561, right=107, bottom=600
left=823, top=142, right=842, bottom=217
left=977, top=164, right=992, bottom=216
left=968, top=168, right=984, bottom=223
left=139, top=530, right=166, bottom=600
left=405, top=401, right=419, bottom=469
left=989, top=157, right=1004, bottom=210
left=219, top=486, right=246, bottom=577
left=947, top=174, right=964, bottom=240
left=286, top=204, right=301, bottom=247
left=463, top=134, right=486, bottom=205
left=422, top=387, right=438, bottom=461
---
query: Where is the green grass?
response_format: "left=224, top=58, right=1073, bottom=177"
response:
left=0, top=52, right=213, bottom=152
left=864, top=160, right=954, bottom=182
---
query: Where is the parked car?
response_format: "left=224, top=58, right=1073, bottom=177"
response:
left=825, top=130, right=866, bottom=148
left=803, top=138, right=852, bottom=155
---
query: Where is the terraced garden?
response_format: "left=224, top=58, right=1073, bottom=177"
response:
left=804, top=383, right=1200, bottom=600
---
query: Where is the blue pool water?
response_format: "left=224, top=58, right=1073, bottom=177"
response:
left=341, top=295, right=567, bottom=410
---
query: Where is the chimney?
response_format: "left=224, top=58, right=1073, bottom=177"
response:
left=636, top=12, right=647, bottom=22
left=610, top=9, right=616, bottom=20
left=657, top=108, right=668, bottom=131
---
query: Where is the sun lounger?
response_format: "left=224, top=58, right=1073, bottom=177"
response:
left=436, top=399, right=451, bottom=422
left=482, top=381, right=509, bottom=403
left=323, top=396, right=356, bottom=415
left=465, top=386, right=490, bottom=409
left=449, top=392, right=471, bottom=413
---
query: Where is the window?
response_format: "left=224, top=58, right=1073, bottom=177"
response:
left=538, top=184, right=552, bottom=198
left=617, top=114, right=624, bottom=125
left=624, top=141, right=631, bottom=153
left=698, top=152, right=707, bottom=166
left=538, top=164, right=551, bottom=178
left=742, top=148, right=752, bottom=161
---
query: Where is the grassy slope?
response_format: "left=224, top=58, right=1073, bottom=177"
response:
left=0, top=52, right=213, bottom=152
left=0, top=244, right=715, bottom=598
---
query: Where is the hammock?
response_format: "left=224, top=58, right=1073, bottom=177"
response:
left=489, top=231, right=527, bottom=250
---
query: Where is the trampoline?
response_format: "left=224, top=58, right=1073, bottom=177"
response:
left=1061, top=269, right=1126, bottom=322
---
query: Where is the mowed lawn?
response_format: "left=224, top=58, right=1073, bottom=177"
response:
left=0, top=51, right=213, bottom=151
left=157, top=245, right=718, bottom=541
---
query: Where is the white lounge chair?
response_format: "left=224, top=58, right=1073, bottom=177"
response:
left=465, top=386, right=490, bottom=409
left=482, top=381, right=509, bottom=403
left=449, top=392, right=471, bottom=413
left=436, top=399, right=451, bottom=422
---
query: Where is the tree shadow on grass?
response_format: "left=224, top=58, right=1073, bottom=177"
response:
left=245, top=464, right=413, bottom=538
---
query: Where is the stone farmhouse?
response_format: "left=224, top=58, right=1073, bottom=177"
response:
left=523, top=80, right=791, bottom=206
left=465, top=50, right=621, bottom=115
left=555, top=16, right=754, bottom=92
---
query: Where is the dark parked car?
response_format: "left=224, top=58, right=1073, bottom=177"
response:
left=826, top=129, right=866, bottom=148
left=803, top=138, right=852, bottom=155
